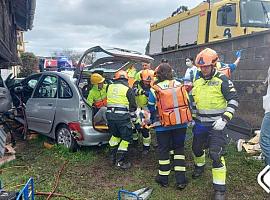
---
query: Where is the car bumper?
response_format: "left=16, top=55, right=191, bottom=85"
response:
left=78, top=125, right=111, bottom=146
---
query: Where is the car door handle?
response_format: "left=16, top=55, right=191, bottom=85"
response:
left=48, top=103, right=53, bottom=106
left=213, top=35, right=219, bottom=38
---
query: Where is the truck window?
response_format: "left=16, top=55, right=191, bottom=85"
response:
left=217, top=4, right=237, bottom=26
left=240, top=0, right=270, bottom=28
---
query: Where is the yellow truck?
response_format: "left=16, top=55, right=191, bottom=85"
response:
left=149, top=0, right=270, bottom=54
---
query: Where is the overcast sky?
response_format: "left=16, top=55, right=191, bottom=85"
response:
left=25, top=0, right=203, bottom=56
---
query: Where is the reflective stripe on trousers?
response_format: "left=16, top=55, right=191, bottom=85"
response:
left=109, top=135, right=121, bottom=147
left=194, top=151, right=205, bottom=167
left=213, top=156, right=226, bottom=188
left=159, top=159, right=171, bottom=176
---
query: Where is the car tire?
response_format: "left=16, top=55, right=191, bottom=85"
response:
left=56, top=124, right=78, bottom=152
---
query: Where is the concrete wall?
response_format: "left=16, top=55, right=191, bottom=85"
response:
left=151, top=30, right=270, bottom=128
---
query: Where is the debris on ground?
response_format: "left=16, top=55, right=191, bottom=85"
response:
left=118, top=187, right=153, bottom=200
left=237, top=130, right=261, bottom=155
left=0, top=144, right=16, bottom=166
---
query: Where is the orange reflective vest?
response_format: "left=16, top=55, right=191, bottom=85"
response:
left=152, top=80, right=192, bottom=126
left=218, top=67, right=231, bottom=78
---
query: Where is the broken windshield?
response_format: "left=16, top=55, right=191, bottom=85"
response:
left=240, top=0, right=270, bottom=27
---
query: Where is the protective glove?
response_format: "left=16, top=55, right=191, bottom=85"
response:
left=235, top=50, right=242, bottom=59
left=212, top=118, right=227, bottom=131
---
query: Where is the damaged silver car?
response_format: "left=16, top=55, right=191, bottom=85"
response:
left=13, top=46, right=153, bottom=151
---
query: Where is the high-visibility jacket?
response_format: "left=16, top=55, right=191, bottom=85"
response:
left=106, top=80, right=137, bottom=121
left=192, top=70, right=239, bottom=125
left=126, top=67, right=137, bottom=78
left=107, top=83, right=129, bottom=110
left=127, top=67, right=137, bottom=87
left=151, top=80, right=192, bottom=127
left=87, top=84, right=107, bottom=108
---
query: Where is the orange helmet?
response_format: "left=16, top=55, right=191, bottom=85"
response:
left=195, top=48, right=219, bottom=67
left=141, top=69, right=154, bottom=82
left=114, top=70, right=128, bottom=80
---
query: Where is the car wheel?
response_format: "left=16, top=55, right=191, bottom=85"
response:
left=56, top=125, right=78, bottom=151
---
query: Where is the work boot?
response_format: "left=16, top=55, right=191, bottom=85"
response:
left=115, top=151, right=131, bottom=170
left=192, top=165, right=204, bottom=179
left=176, top=179, right=188, bottom=190
left=155, top=175, right=168, bottom=187
left=213, top=191, right=225, bottom=200
left=175, top=174, right=188, bottom=190
left=109, top=148, right=117, bottom=165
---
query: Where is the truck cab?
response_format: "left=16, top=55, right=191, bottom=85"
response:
left=149, top=0, right=270, bottom=55
left=207, top=0, right=270, bottom=42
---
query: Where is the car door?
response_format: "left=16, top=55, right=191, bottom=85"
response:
left=26, top=74, right=58, bottom=134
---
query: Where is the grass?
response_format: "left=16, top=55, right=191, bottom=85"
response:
left=1, top=133, right=269, bottom=200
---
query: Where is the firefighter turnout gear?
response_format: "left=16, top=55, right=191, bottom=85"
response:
left=192, top=71, right=238, bottom=125
left=148, top=73, right=189, bottom=188
left=107, top=78, right=137, bottom=169
left=192, top=50, right=239, bottom=196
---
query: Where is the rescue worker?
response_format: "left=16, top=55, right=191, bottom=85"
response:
left=192, top=50, right=242, bottom=81
left=132, top=69, right=154, bottom=154
left=135, top=62, right=151, bottom=81
left=126, top=64, right=137, bottom=87
left=216, top=50, right=241, bottom=72
left=148, top=63, right=191, bottom=190
left=192, top=48, right=239, bottom=200
left=107, top=70, right=137, bottom=169
left=87, top=73, right=108, bottom=125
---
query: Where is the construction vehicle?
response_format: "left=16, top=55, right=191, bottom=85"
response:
left=149, top=0, right=270, bottom=54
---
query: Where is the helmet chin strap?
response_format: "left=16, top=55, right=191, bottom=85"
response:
left=202, top=67, right=216, bottom=80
